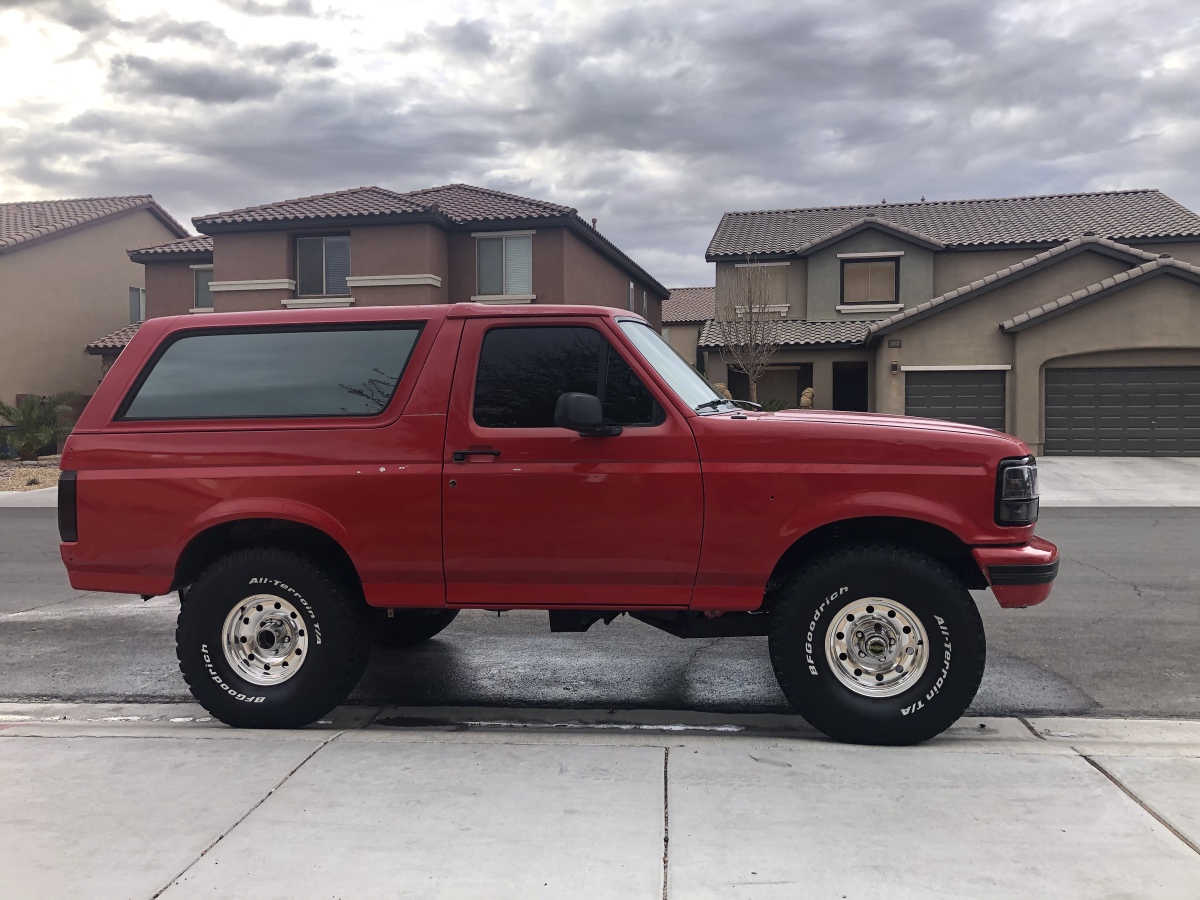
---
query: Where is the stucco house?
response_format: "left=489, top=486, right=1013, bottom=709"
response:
left=0, top=196, right=186, bottom=404
left=88, top=183, right=667, bottom=373
left=698, top=189, right=1200, bottom=455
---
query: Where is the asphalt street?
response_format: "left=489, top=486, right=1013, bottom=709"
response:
left=0, top=508, right=1196, bottom=718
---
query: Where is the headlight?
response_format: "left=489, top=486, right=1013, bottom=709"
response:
left=996, top=457, right=1039, bottom=526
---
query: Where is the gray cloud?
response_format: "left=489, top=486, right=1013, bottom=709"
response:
left=219, top=0, right=315, bottom=17
left=2, top=0, right=1199, bottom=288
left=108, top=55, right=283, bottom=103
left=392, top=18, right=496, bottom=58
left=0, top=0, right=114, bottom=32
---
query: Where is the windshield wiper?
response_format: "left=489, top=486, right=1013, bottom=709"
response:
left=694, top=398, right=732, bottom=411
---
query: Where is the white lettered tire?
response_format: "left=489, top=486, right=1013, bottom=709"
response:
left=176, top=547, right=370, bottom=728
left=768, top=543, right=986, bottom=745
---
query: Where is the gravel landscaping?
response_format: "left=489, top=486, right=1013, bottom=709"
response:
left=0, top=457, right=62, bottom=492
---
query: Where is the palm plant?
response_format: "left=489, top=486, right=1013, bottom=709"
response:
left=0, top=393, right=78, bottom=461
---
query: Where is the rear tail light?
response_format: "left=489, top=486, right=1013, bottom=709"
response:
left=58, top=471, right=78, bottom=542
left=995, top=457, right=1039, bottom=526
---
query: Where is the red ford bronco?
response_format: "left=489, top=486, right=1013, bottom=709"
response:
left=59, top=303, right=1056, bottom=744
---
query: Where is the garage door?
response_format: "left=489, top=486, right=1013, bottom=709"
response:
left=1044, top=367, right=1200, bottom=456
left=905, top=371, right=1005, bottom=430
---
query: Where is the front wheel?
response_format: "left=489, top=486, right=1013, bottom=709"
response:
left=176, top=547, right=370, bottom=728
left=768, top=543, right=985, bottom=745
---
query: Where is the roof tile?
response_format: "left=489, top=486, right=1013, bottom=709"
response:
left=85, top=322, right=142, bottom=354
left=708, top=189, right=1200, bottom=258
left=663, top=286, right=716, bottom=322
left=698, top=318, right=870, bottom=348
left=130, top=235, right=214, bottom=257
left=0, top=196, right=186, bottom=251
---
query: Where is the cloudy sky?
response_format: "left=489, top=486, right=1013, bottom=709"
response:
left=2, top=0, right=1198, bottom=286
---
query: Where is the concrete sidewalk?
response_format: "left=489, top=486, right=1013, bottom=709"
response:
left=1, top=704, right=1198, bottom=898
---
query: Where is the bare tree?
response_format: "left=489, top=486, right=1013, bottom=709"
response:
left=711, top=259, right=780, bottom=404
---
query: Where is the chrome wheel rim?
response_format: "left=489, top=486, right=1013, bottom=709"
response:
left=825, top=597, right=929, bottom=698
left=221, top=594, right=309, bottom=686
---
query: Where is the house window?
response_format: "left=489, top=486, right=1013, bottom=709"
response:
left=841, top=258, right=898, bottom=304
left=476, top=235, right=532, bottom=296
left=628, top=281, right=635, bottom=311
left=296, top=236, right=351, bottom=297
left=128, top=287, right=145, bottom=324
left=193, top=268, right=214, bottom=310
left=641, top=290, right=648, bottom=318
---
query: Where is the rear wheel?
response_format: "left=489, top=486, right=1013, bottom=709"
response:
left=768, top=543, right=985, bottom=745
left=371, top=608, right=459, bottom=648
left=176, top=547, right=369, bottom=728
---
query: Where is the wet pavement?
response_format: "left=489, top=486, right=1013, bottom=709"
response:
left=1, top=508, right=1196, bottom=718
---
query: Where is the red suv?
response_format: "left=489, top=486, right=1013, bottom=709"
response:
left=59, top=304, right=1056, bottom=744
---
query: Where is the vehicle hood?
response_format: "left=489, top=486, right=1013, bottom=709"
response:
left=691, top=408, right=1030, bottom=465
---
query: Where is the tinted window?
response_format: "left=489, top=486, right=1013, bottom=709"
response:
left=122, top=326, right=421, bottom=420
left=473, top=326, right=657, bottom=428
left=604, top=347, right=655, bottom=424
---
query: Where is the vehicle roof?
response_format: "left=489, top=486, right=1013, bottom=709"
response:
left=141, top=303, right=640, bottom=336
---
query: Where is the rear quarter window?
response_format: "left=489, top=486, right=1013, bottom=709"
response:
left=119, top=325, right=422, bottom=420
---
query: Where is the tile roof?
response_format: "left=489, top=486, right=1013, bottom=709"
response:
left=129, top=234, right=214, bottom=259
left=698, top=318, right=871, bottom=348
left=707, top=189, right=1200, bottom=258
left=868, top=235, right=1164, bottom=338
left=191, top=183, right=667, bottom=297
left=403, top=183, right=575, bottom=222
left=195, top=186, right=434, bottom=227
left=664, top=286, right=716, bottom=323
left=85, top=321, right=142, bottom=354
left=0, top=196, right=187, bottom=252
left=1000, top=256, right=1200, bottom=332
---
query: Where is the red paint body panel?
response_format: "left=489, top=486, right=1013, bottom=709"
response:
left=973, top=536, right=1059, bottom=608
left=60, top=303, right=1057, bottom=613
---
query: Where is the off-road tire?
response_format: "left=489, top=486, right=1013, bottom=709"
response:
left=371, top=609, right=459, bottom=648
left=768, top=543, right=986, bottom=745
left=176, top=547, right=369, bottom=728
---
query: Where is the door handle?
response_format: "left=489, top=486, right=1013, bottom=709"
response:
left=452, top=448, right=502, bottom=462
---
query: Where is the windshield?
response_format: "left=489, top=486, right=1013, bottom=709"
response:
left=618, top=321, right=737, bottom=413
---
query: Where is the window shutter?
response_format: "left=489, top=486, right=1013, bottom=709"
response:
left=194, top=270, right=214, bottom=309
left=477, top=238, right=504, bottom=295
left=324, top=237, right=351, bottom=295
left=297, top=238, right=325, bottom=296
left=503, top=236, right=533, bottom=294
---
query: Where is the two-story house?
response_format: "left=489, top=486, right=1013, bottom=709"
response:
left=88, top=183, right=667, bottom=376
left=1, top=196, right=186, bottom=405
left=699, top=189, right=1200, bottom=455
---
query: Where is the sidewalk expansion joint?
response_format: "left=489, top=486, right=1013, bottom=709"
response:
left=151, top=729, right=344, bottom=898
left=1017, top=718, right=1046, bottom=740
left=661, top=745, right=669, bottom=900
left=1080, top=753, right=1200, bottom=858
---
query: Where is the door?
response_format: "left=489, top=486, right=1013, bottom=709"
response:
left=1045, top=367, right=1200, bottom=455
left=905, top=370, right=1005, bottom=430
left=832, top=361, right=869, bottom=411
left=442, top=317, right=705, bottom=608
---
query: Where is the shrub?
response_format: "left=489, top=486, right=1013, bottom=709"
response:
left=0, top=393, right=78, bottom=461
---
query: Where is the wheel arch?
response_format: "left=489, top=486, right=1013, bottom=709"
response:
left=764, top=515, right=987, bottom=605
left=173, top=517, right=364, bottom=601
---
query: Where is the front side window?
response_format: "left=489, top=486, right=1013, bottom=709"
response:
left=473, top=325, right=656, bottom=428
left=296, top=236, right=351, bottom=297
left=841, top=258, right=897, bottom=304
left=618, top=320, right=733, bottom=413
left=121, top=325, right=421, bottom=420
left=193, top=268, right=214, bottom=309
left=476, top=235, right=532, bottom=295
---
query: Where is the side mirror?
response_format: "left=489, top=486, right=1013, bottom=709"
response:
left=554, top=392, right=622, bottom=436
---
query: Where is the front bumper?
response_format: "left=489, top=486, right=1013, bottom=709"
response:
left=973, top=536, right=1059, bottom=608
